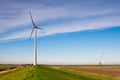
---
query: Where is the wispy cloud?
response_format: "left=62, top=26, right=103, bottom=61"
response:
left=0, top=0, right=120, bottom=42
left=2, top=14, right=120, bottom=42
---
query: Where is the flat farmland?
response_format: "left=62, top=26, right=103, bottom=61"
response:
left=52, top=65, right=120, bottom=76
left=51, top=65, right=120, bottom=80
left=0, top=65, right=97, bottom=80
left=0, top=65, right=119, bottom=80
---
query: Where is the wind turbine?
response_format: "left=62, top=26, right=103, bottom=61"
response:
left=29, top=11, right=42, bottom=66
left=98, top=52, right=106, bottom=65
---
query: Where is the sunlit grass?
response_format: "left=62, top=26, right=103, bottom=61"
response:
left=0, top=65, right=97, bottom=80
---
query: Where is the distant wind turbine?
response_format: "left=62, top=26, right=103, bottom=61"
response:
left=98, top=52, right=106, bottom=65
left=29, top=11, right=42, bottom=66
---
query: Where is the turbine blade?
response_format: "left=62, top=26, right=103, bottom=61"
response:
left=29, top=11, right=36, bottom=27
left=37, top=27, right=43, bottom=30
left=29, top=28, right=34, bottom=39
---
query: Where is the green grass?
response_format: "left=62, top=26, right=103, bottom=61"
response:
left=58, top=68, right=118, bottom=80
left=0, top=65, right=16, bottom=71
left=53, top=66, right=118, bottom=80
left=0, top=66, right=98, bottom=80
left=0, top=65, right=119, bottom=80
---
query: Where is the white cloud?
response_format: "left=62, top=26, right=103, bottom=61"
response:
left=0, top=0, right=120, bottom=42
left=1, top=14, right=120, bottom=42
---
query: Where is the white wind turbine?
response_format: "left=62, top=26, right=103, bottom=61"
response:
left=29, top=11, right=42, bottom=66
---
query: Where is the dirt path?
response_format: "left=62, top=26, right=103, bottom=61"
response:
left=0, top=68, right=18, bottom=74
left=0, top=66, right=25, bottom=74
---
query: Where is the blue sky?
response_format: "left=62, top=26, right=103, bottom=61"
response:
left=0, top=0, right=120, bottom=65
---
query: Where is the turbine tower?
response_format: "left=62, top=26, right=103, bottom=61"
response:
left=29, top=11, right=42, bottom=66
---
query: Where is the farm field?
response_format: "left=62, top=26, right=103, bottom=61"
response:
left=0, top=65, right=16, bottom=71
left=51, top=65, right=120, bottom=76
left=50, top=65, right=120, bottom=80
left=0, top=65, right=119, bottom=80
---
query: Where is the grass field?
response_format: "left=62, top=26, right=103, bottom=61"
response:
left=0, top=65, right=119, bottom=80
left=0, top=66, right=97, bottom=80
left=50, top=65, right=119, bottom=80
left=0, top=65, right=16, bottom=71
left=51, top=65, right=120, bottom=76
